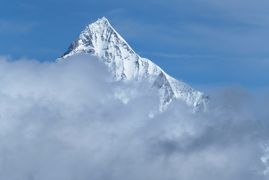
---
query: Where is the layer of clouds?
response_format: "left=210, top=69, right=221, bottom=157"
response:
left=0, top=54, right=268, bottom=180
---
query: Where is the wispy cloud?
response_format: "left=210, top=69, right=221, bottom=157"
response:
left=0, top=19, right=36, bottom=34
left=141, top=52, right=215, bottom=59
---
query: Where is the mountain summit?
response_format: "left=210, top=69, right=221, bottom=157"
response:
left=60, top=17, right=208, bottom=111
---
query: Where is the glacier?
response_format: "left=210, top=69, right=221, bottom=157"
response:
left=59, top=17, right=208, bottom=111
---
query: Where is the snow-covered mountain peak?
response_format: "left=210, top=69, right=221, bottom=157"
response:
left=95, top=16, right=110, bottom=24
left=60, top=17, right=208, bottom=111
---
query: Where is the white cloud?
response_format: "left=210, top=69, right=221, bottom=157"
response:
left=0, top=54, right=268, bottom=180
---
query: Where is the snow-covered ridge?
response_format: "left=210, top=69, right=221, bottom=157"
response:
left=60, top=17, right=208, bottom=111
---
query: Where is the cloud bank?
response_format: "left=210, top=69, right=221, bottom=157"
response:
left=0, top=54, right=268, bottom=180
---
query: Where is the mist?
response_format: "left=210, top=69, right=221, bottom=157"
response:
left=0, top=54, right=268, bottom=180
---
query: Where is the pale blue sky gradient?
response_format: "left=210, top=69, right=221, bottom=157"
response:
left=0, top=0, right=268, bottom=89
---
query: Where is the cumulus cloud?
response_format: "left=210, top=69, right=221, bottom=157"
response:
left=0, top=54, right=268, bottom=180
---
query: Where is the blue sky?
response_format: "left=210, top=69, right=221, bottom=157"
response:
left=0, top=0, right=268, bottom=90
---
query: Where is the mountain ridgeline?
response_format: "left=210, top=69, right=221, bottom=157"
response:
left=59, top=17, right=208, bottom=111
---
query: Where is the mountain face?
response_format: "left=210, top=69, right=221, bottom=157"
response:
left=60, top=17, right=208, bottom=111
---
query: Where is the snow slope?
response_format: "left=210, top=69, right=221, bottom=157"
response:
left=60, top=17, right=208, bottom=111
